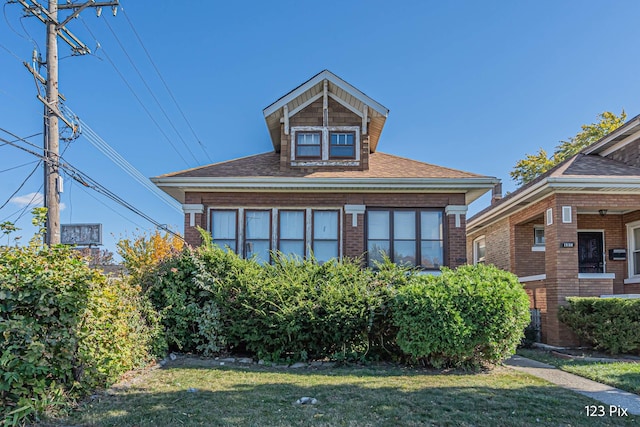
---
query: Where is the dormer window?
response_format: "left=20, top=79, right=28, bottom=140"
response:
left=330, top=132, right=355, bottom=158
left=296, top=132, right=321, bottom=158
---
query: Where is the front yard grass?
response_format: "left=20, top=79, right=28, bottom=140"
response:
left=53, top=358, right=637, bottom=427
left=518, top=348, right=640, bottom=395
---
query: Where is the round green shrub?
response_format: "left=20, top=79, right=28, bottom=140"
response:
left=392, top=264, right=530, bottom=368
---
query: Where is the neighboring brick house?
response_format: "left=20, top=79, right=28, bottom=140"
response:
left=467, top=115, right=640, bottom=346
left=153, top=70, right=497, bottom=270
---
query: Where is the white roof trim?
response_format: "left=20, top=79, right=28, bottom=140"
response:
left=469, top=176, right=640, bottom=231
left=263, top=70, right=389, bottom=118
left=582, top=117, right=640, bottom=155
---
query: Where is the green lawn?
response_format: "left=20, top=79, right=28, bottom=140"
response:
left=518, top=348, right=640, bottom=395
left=50, top=358, right=638, bottom=427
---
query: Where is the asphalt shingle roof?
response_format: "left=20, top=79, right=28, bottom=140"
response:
left=158, top=151, right=486, bottom=180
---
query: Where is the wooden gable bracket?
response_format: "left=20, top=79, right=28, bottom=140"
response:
left=283, top=105, right=289, bottom=135
left=362, top=105, right=368, bottom=135
left=323, top=79, right=329, bottom=127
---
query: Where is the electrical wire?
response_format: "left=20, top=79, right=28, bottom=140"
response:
left=78, top=16, right=191, bottom=167
left=0, top=132, right=183, bottom=239
left=102, top=16, right=199, bottom=165
left=0, top=161, right=42, bottom=211
left=61, top=105, right=182, bottom=212
left=120, top=6, right=213, bottom=163
left=0, top=160, right=39, bottom=174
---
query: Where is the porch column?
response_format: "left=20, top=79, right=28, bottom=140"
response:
left=544, top=201, right=580, bottom=346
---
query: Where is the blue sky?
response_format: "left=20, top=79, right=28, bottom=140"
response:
left=1, top=0, right=639, bottom=255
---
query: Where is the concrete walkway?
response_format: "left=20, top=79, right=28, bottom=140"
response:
left=505, top=355, right=640, bottom=416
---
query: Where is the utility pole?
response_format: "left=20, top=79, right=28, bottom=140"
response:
left=17, top=0, right=118, bottom=245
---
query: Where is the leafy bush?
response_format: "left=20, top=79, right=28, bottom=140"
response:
left=392, top=264, right=530, bottom=368
left=143, top=245, right=225, bottom=355
left=0, top=212, right=158, bottom=426
left=559, top=297, right=640, bottom=354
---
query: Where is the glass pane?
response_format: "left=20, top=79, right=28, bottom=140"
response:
left=476, top=241, right=486, bottom=260
left=330, top=133, right=353, bottom=145
left=394, top=241, right=416, bottom=266
left=297, top=133, right=320, bottom=145
left=634, top=228, right=640, bottom=249
left=634, top=251, right=640, bottom=276
left=313, top=241, right=338, bottom=263
left=212, top=239, right=236, bottom=252
left=279, top=241, right=305, bottom=258
left=246, top=240, right=270, bottom=264
left=245, top=211, right=270, bottom=239
left=211, top=211, right=236, bottom=239
left=368, top=211, right=390, bottom=240
left=297, top=145, right=321, bottom=157
left=331, top=145, right=354, bottom=157
left=394, top=211, right=416, bottom=239
left=280, top=211, right=304, bottom=239
left=314, top=211, right=338, bottom=239
left=421, top=211, right=443, bottom=240
left=421, top=241, right=444, bottom=269
left=534, top=228, right=545, bottom=245
left=368, top=241, right=390, bottom=267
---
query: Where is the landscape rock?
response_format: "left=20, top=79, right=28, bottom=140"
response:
left=289, top=362, right=307, bottom=369
left=237, top=357, right=254, bottom=364
left=295, top=397, right=318, bottom=405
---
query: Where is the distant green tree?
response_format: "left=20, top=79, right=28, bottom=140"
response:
left=510, top=111, right=627, bottom=186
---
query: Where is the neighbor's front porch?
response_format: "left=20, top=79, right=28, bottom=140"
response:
left=512, top=193, right=640, bottom=345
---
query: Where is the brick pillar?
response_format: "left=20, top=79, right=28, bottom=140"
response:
left=544, top=201, right=580, bottom=346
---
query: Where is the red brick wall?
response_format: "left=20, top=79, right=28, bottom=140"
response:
left=466, top=216, right=511, bottom=270
left=184, top=191, right=468, bottom=268
left=513, top=217, right=545, bottom=277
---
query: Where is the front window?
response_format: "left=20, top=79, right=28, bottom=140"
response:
left=330, top=132, right=355, bottom=158
left=296, top=132, right=321, bottom=158
left=278, top=210, right=305, bottom=258
left=473, top=236, right=486, bottom=265
left=534, top=226, right=545, bottom=247
left=630, top=224, right=640, bottom=277
left=211, top=210, right=237, bottom=252
left=245, top=210, right=271, bottom=264
left=366, top=209, right=444, bottom=269
left=313, top=210, right=339, bottom=263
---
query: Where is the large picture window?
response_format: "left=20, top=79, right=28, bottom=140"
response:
left=245, top=210, right=271, bottom=264
left=366, top=209, right=444, bottom=269
left=278, top=210, right=305, bottom=258
left=210, top=210, right=237, bottom=252
left=313, top=210, right=339, bottom=263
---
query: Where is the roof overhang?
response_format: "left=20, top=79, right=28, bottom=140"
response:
left=468, top=176, right=640, bottom=233
left=263, top=70, right=389, bottom=153
left=152, top=176, right=498, bottom=205
left=582, top=115, right=640, bottom=156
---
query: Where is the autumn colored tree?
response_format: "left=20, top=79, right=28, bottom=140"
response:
left=117, top=230, right=184, bottom=281
left=510, top=111, right=627, bottom=186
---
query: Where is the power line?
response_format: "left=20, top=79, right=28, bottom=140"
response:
left=120, top=6, right=212, bottom=163
left=101, top=15, right=200, bottom=165
left=0, top=132, right=182, bottom=239
left=0, top=161, right=42, bottom=211
left=0, top=160, right=39, bottom=174
left=78, top=15, right=191, bottom=167
left=61, top=104, right=182, bottom=212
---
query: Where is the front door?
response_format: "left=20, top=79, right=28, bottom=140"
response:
left=578, top=232, right=604, bottom=273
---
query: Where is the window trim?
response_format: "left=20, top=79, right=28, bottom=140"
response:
left=329, top=131, right=356, bottom=159
left=627, top=220, right=640, bottom=280
left=294, top=131, right=322, bottom=159
left=243, top=209, right=272, bottom=263
left=365, top=208, right=445, bottom=270
left=311, top=209, right=340, bottom=263
left=209, top=209, right=238, bottom=253
left=473, top=235, right=486, bottom=265
left=533, top=225, right=545, bottom=248
left=277, top=209, right=306, bottom=258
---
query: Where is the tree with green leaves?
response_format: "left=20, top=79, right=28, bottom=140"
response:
left=510, top=111, right=627, bottom=186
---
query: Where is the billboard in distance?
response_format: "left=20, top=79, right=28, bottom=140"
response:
left=61, top=223, right=102, bottom=246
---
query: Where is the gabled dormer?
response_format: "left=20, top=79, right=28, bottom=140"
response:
left=263, top=70, right=389, bottom=171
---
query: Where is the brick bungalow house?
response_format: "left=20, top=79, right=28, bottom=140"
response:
left=152, top=70, right=497, bottom=269
left=467, top=114, right=640, bottom=346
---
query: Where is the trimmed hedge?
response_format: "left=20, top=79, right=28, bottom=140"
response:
left=559, top=297, right=640, bottom=354
left=392, top=264, right=531, bottom=368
